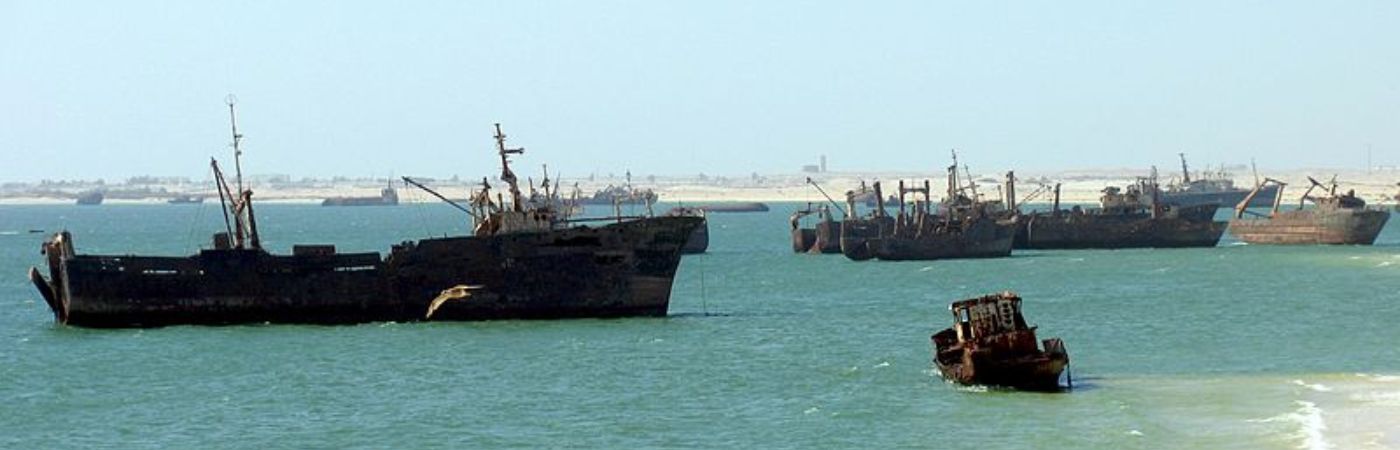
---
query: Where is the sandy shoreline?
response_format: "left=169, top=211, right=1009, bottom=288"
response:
left=4, top=168, right=1397, bottom=206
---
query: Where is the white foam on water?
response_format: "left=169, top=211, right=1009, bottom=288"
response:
left=803, top=406, right=820, bottom=415
left=1292, top=379, right=1333, bottom=392
left=1126, top=430, right=1143, bottom=436
left=0, top=231, right=18, bottom=235
left=1247, top=401, right=1329, bottom=450
left=1354, top=373, right=1400, bottom=382
left=872, top=361, right=890, bottom=369
left=1377, top=261, right=1393, bottom=267
left=954, top=384, right=988, bottom=393
left=918, top=266, right=933, bottom=272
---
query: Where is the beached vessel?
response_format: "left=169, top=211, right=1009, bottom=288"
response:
left=322, top=182, right=399, bottom=206
left=1228, top=176, right=1390, bottom=245
left=28, top=101, right=701, bottom=328
left=1014, top=174, right=1227, bottom=249
left=930, top=291, right=1070, bottom=391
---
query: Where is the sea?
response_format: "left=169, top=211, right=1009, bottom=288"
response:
left=2, top=202, right=1397, bottom=449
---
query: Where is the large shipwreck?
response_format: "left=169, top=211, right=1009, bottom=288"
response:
left=1014, top=173, right=1227, bottom=249
left=931, top=291, right=1070, bottom=391
left=841, top=156, right=1016, bottom=261
left=28, top=101, right=701, bottom=328
left=1228, top=176, right=1390, bottom=245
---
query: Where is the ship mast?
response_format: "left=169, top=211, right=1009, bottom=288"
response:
left=212, top=95, right=260, bottom=250
left=494, top=123, right=525, bottom=212
left=227, top=95, right=245, bottom=196
left=1178, top=152, right=1191, bottom=184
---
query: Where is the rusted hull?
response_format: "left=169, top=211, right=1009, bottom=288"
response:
left=33, top=216, right=702, bottom=328
left=1229, top=209, right=1390, bottom=245
left=794, top=221, right=842, bottom=254
left=934, top=353, right=1068, bottom=392
left=1015, top=205, right=1227, bottom=249
left=931, top=328, right=1068, bottom=391
left=861, top=219, right=1016, bottom=261
left=839, top=216, right=894, bottom=261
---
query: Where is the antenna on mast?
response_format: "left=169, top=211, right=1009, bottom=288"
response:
left=225, top=94, right=245, bottom=195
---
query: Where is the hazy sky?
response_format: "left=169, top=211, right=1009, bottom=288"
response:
left=2, top=1, right=1397, bottom=182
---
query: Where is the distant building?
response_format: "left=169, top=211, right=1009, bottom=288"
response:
left=801, top=165, right=821, bottom=173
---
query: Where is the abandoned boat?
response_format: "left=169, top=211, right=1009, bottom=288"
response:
left=789, top=202, right=842, bottom=254
left=1014, top=174, right=1227, bottom=249
left=845, top=159, right=1016, bottom=261
left=1157, top=153, right=1278, bottom=208
left=1228, top=176, right=1390, bottom=245
left=667, top=206, right=709, bottom=254
left=322, top=182, right=399, bottom=206
left=28, top=102, right=701, bottom=328
left=930, top=291, right=1070, bottom=391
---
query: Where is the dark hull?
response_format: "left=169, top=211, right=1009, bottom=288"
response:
left=861, top=219, right=1016, bottom=261
left=33, top=216, right=702, bottom=328
left=931, top=328, right=1068, bottom=392
left=1014, top=204, right=1227, bottom=249
left=792, top=221, right=841, bottom=254
left=75, top=192, right=103, bottom=205
left=697, top=202, right=770, bottom=213
left=321, top=197, right=398, bottom=206
left=1161, top=185, right=1279, bottom=208
left=934, top=353, right=1068, bottom=392
left=839, top=216, right=894, bottom=261
left=1229, top=209, right=1390, bottom=245
left=681, top=220, right=709, bottom=254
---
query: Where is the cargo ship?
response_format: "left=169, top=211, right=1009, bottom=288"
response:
left=1228, top=176, right=1390, bottom=245
left=321, top=182, right=399, bottom=206
left=1157, top=153, right=1277, bottom=208
left=1014, top=174, right=1227, bottom=249
left=667, top=206, right=709, bottom=254
left=844, top=158, right=1015, bottom=261
left=28, top=100, right=701, bottom=328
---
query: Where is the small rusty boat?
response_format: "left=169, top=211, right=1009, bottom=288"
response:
left=930, top=291, right=1070, bottom=391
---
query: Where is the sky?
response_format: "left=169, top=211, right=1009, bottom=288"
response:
left=2, top=1, right=1398, bottom=182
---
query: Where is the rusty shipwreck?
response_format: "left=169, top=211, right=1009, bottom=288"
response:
left=931, top=291, right=1070, bottom=391
left=666, top=206, right=709, bottom=254
left=1014, top=171, right=1228, bottom=249
left=842, top=156, right=1016, bottom=261
left=790, top=202, right=842, bottom=254
left=27, top=102, right=701, bottom=328
left=1228, top=176, right=1390, bottom=245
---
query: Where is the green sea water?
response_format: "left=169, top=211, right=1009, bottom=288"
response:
left=2, top=203, right=1398, bottom=449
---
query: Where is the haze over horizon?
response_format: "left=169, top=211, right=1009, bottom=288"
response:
left=3, top=1, right=1398, bottom=183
